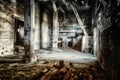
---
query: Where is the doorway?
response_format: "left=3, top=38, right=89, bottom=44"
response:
left=14, top=19, right=24, bottom=54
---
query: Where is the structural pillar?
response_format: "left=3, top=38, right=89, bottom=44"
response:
left=24, top=0, right=36, bottom=62
left=63, top=36, right=68, bottom=47
left=72, top=38, right=77, bottom=47
left=41, top=12, right=49, bottom=49
left=34, top=2, right=40, bottom=50
left=82, top=36, right=93, bottom=53
left=52, top=1, right=59, bottom=49
left=93, top=27, right=99, bottom=56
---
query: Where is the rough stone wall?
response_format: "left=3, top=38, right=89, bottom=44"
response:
left=0, top=0, right=24, bottom=56
left=95, top=1, right=120, bottom=79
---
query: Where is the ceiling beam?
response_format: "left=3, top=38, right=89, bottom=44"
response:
left=70, top=2, right=88, bottom=35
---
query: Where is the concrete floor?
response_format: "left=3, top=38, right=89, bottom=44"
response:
left=36, top=48, right=96, bottom=63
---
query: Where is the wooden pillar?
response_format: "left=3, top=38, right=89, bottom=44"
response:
left=24, top=0, right=36, bottom=62
left=52, top=1, right=59, bottom=49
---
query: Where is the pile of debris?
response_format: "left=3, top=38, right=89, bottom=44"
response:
left=0, top=60, right=110, bottom=80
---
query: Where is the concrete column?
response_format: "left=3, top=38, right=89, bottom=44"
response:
left=82, top=36, right=93, bottom=53
left=72, top=38, right=77, bottom=47
left=65, top=37, right=68, bottom=47
left=93, top=27, right=99, bottom=56
left=34, top=2, right=40, bottom=50
left=52, top=1, right=59, bottom=49
left=41, top=12, right=49, bottom=49
left=62, top=37, right=68, bottom=47
left=24, top=0, right=36, bottom=62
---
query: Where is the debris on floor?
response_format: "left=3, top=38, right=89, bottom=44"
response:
left=0, top=60, right=110, bottom=80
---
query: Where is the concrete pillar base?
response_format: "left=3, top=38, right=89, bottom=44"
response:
left=23, top=53, right=37, bottom=63
left=82, top=36, right=93, bottom=53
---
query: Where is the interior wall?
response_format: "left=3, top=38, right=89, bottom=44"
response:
left=98, top=24, right=120, bottom=79
left=0, top=0, right=15, bottom=56
left=0, top=0, right=24, bottom=56
left=95, top=1, right=120, bottom=79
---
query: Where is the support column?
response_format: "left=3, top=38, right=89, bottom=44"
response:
left=63, top=37, right=68, bottom=47
left=52, top=1, right=59, bottom=49
left=82, top=36, right=93, bottom=53
left=34, top=2, right=40, bottom=50
left=24, top=0, right=36, bottom=62
left=41, top=12, right=49, bottom=49
left=93, top=27, right=99, bottom=56
left=72, top=38, right=77, bottom=47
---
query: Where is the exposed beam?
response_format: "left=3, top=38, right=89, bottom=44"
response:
left=70, top=2, right=88, bottom=35
left=99, top=0, right=107, bottom=7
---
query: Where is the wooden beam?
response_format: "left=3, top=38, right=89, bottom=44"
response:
left=70, top=2, right=88, bottom=35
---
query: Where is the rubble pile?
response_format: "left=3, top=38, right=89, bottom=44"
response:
left=0, top=61, right=110, bottom=80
